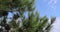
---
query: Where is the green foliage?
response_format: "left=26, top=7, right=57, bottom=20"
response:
left=0, top=0, right=35, bottom=11
left=0, top=11, right=56, bottom=32
left=8, top=11, right=56, bottom=32
left=0, top=0, right=35, bottom=17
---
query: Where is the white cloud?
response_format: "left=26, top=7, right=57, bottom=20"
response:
left=48, top=0, right=57, bottom=9
left=48, top=0, right=57, bottom=4
left=51, top=17, right=60, bottom=32
left=43, top=0, right=57, bottom=10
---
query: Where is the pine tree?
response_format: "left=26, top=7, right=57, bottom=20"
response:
left=0, top=0, right=56, bottom=32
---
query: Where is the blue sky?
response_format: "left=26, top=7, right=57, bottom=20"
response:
left=36, top=0, right=60, bottom=18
